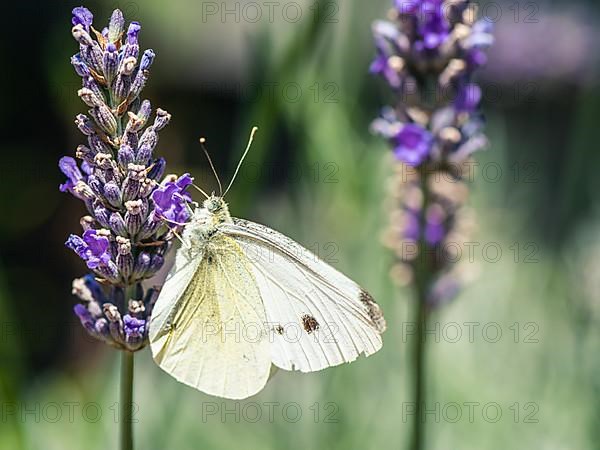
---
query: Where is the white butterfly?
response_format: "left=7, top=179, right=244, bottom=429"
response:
left=149, top=129, right=386, bottom=400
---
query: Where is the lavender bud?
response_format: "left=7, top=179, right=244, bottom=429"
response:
left=108, top=9, right=125, bottom=43
left=140, top=49, right=155, bottom=71
left=127, top=21, right=141, bottom=45
left=138, top=210, right=162, bottom=240
left=118, top=145, right=135, bottom=168
left=129, top=299, right=145, bottom=315
left=81, top=42, right=105, bottom=74
left=104, top=181, right=122, bottom=207
left=75, top=144, right=96, bottom=165
left=122, top=164, right=146, bottom=202
left=88, top=135, right=111, bottom=155
left=125, top=199, right=145, bottom=235
left=83, top=77, right=106, bottom=105
left=121, top=130, right=138, bottom=151
left=90, top=105, right=118, bottom=136
left=123, top=42, right=140, bottom=61
left=137, top=100, right=152, bottom=122
left=95, top=318, right=110, bottom=338
left=94, top=152, right=115, bottom=171
left=112, top=73, right=132, bottom=104
left=71, top=54, right=90, bottom=77
left=116, top=236, right=133, bottom=280
left=72, top=7, right=94, bottom=31
left=74, top=304, right=96, bottom=333
left=103, top=303, right=125, bottom=342
left=78, top=88, right=103, bottom=107
left=73, top=181, right=96, bottom=201
left=139, top=178, right=155, bottom=198
left=93, top=205, right=111, bottom=228
left=128, top=69, right=149, bottom=101
left=147, top=158, right=166, bottom=181
left=71, top=24, right=94, bottom=46
left=96, top=261, right=120, bottom=284
left=123, top=315, right=146, bottom=349
left=104, top=303, right=121, bottom=323
left=120, top=56, right=138, bottom=76
left=138, top=128, right=158, bottom=154
left=80, top=216, right=95, bottom=231
left=86, top=175, right=104, bottom=198
left=136, top=145, right=153, bottom=166
left=148, top=254, right=165, bottom=277
left=133, top=252, right=151, bottom=279
left=125, top=115, right=144, bottom=136
left=75, top=114, right=95, bottom=136
left=126, top=101, right=151, bottom=132
left=152, top=109, right=171, bottom=131
left=109, top=212, right=128, bottom=235
left=103, top=43, right=119, bottom=84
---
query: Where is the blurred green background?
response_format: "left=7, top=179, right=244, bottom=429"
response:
left=2, top=0, right=600, bottom=448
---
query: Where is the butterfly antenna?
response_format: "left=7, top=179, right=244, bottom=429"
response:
left=223, top=126, right=258, bottom=197
left=171, top=228, right=190, bottom=249
left=192, top=183, right=210, bottom=199
left=199, top=137, right=223, bottom=196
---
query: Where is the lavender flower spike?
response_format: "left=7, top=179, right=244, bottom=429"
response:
left=372, top=4, right=494, bottom=449
left=372, top=0, right=494, bottom=307
left=61, top=7, right=191, bottom=352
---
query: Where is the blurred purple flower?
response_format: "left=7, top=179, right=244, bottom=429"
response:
left=455, top=83, right=481, bottom=113
left=123, top=315, right=146, bottom=338
left=483, top=11, right=600, bottom=86
left=418, top=1, right=450, bottom=50
left=370, top=39, right=403, bottom=89
left=373, top=0, right=493, bottom=307
left=394, top=124, right=433, bottom=166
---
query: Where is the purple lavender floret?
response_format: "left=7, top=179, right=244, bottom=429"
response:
left=74, top=303, right=95, bottom=332
left=394, top=124, right=433, bottom=166
left=416, top=1, right=450, bottom=50
left=62, top=7, right=190, bottom=351
left=66, top=229, right=112, bottom=269
left=152, top=174, right=193, bottom=225
left=72, top=6, right=93, bottom=30
left=123, top=315, right=145, bottom=338
left=59, top=156, right=84, bottom=193
left=370, top=41, right=403, bottom=89
left=454, top=83, right=481, bottom=113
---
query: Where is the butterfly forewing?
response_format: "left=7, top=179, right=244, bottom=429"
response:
left=220, top=218, right=386, bottom=373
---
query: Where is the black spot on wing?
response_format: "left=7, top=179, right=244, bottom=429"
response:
left=301, top=314, right=319, bottom=333
left=359, top=290, right=387, bottom=333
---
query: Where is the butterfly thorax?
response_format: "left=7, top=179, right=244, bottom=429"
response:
left=182, top=196, right=233, bottom=249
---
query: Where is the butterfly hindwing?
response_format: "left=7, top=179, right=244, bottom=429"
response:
left=149, top=233, right=272, bottom=400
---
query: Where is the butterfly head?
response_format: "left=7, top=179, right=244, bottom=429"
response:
left=199, top=195, right=232, bottom=227
left=204, top=195, right=226, bottom=214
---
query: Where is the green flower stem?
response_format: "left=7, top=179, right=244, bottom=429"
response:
left=410, top=169, right=432, bottom=450
left=120, top=350, right=134, bottom=450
